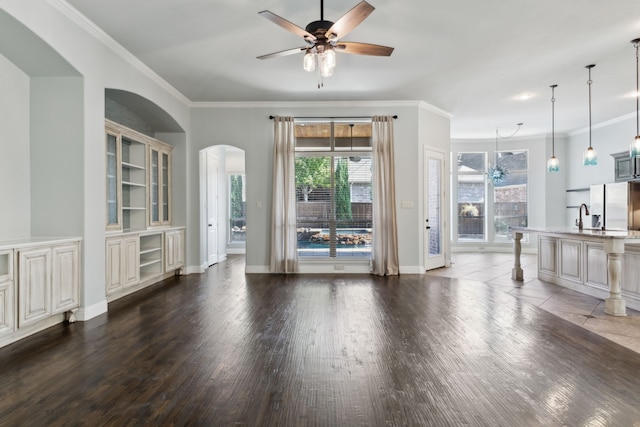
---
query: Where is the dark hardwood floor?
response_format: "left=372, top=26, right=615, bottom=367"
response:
left=1, top=255, right=640, bottom=426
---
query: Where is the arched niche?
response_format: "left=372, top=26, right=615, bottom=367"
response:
left=0, top=8, right=83, bottom=238
left=105, top=89, right=184, bottom=135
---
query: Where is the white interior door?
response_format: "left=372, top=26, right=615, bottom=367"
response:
left=425, top=148, right=445, bottom=270
left=207, top=153, right=219, bottom=266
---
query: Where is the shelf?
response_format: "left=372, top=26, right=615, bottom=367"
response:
left=122, top=161, right=145, bottom=170
left=122, top=181, right=146, bottom=187
left=140, top=247, right=161, bottom=256
left=122, top=207, right=146, bottom=210
left=140, top=258, right=162, bottom=268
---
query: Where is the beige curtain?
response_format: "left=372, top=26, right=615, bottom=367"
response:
left=371, top=115, right=399, bottom=276
left=270, top=116, right=299, bottom=273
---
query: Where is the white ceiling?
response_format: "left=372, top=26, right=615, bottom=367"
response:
left=65, top=0, right=640, bottom=139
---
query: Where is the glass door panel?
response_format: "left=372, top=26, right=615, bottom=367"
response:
left=106, top=133, right=119, bottom=228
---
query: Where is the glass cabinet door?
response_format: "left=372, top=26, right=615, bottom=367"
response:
left=150, top=149, right=159, bottom=223
left=149, top=145, right=171, bottom=226
left=106, top=132, right=121, bottom=229
left=162, top=152, right=170, bottom=223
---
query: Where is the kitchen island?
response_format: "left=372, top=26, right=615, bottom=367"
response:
left=511, top=227, right=640, bottom=316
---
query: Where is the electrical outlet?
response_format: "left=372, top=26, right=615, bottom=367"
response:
left=334, top=264, right=345, bottom=270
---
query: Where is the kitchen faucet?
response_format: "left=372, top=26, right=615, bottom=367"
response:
left=576, top=203, right=590, bottom=230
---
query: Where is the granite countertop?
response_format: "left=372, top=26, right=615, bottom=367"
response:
left=510, top=226, right=640, bottom=239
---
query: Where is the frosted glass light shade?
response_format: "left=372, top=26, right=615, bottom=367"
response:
left=547, top=156, right=559, bottom=172
left=303, top=52, right=315, bottom=72
left=324, top=48, right=336, bottom=68
left=318, top=49, right=336, bottom=77
left=583, top=146, right=597, bottom=166
left=631, top=135, right=640, bottom=158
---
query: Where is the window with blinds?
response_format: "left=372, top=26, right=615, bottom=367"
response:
left=295, top=121, right=373, bottom=258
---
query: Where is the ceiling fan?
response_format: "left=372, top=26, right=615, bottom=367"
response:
left=257, top=0, right=394, bottom=87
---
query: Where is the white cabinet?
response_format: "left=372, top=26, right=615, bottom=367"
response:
left=106, top=228, right=184, bottom=302
left=0, top=238, right=81, bottom=349
left=0, top=250, right=15, bottom=338
left=18, top=242, right=81, bottom=327
left=105, top=120, right=173, bottom=232
left=106, top=236, right=139, bottom=296
left=165, top=229, right=184, bottom=272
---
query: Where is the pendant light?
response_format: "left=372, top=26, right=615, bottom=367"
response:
left=583, top=64, right=597, bottom=166
left=486, top=123, right=523, bottom=185
left=547, top=84, right=560, bottom=172
left=631, top=38, right=640, bottom=158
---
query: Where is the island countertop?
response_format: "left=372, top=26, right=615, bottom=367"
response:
left=511, top=226, right=640, bottom=240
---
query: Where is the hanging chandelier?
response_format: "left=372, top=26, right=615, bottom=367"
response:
left=486, top=123, right=523, bottom=185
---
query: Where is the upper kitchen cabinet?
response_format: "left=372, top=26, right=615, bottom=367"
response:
left=612, top=151, right=640, bottom=182
left=105, top=120, right=173, bottom=232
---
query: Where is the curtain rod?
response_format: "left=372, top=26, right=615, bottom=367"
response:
left=268, top=115, right=397, bottom=120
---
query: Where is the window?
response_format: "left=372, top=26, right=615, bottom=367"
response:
left=457, top=152, right=486, bottom=241
left=295, top=121, right=372, bottom=258
left=493, top=150, right=528, bottom=242
left=228, top=174, right=246, bottom=243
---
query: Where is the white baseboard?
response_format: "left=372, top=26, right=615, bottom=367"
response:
left=227, top=247, right=246, bottom=254
left=185, top=264, right=206, bottom=274
left=245, top=265, right=270, bottom=273
left=399, top=265, right=423, bottom=274
left=76, top=300, right=108, bottom=321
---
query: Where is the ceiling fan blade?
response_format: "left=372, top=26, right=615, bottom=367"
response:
left=257, top=47, right=308, bottom=60
left=258, top=10, right=316, bottom=42
left=335, top=42, right=394, bottom=56
left=325, top=1, right=375, bottom=41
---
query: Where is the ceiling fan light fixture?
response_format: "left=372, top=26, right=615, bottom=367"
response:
left=257, top=1, right=392, bottom=87
left=318, top=47, right=335, bottom=77
left=303, top=50, right=316, bottom=72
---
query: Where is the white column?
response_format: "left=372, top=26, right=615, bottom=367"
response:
left=604, top=238, right=627, bottom=316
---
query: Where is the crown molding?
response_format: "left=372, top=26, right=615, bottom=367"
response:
left=192, top=99, right=452, bottom=117
left=49, top=0, right=191, bottom=106
left=568, top=111, right=636, bottom=136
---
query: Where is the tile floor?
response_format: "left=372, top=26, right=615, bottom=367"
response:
left=426, top=252, right=640, bottom=354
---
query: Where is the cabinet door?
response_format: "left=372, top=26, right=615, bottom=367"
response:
left=165, top=230, right=184, bottom=272
left=122, top=236, right=140, bottom=288
left=52, top=243, right=80, bottom=314
left=18, top=247, right=52, bottom=327
left=0, top=250, right=14, bottom=335
left=149, top=145, right=172, bottom=227
left=106, top=238, right=124, bottom=295
left=106, top=131, right=122, bottom=230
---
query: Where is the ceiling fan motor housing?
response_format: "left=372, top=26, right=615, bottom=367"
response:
left=306, top=20, right=335, bottom=39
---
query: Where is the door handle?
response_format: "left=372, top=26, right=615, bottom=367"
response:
left=426, top=226, right=431, bottom=230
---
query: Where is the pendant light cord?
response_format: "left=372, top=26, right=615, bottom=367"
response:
left=633, top=39, right=640, bottom=135
left=551, top=85, right=557, bottom=156
left=586, top=65, right=595, bottom=149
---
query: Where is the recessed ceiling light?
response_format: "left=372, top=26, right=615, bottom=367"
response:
left=515, top=92, right=534, bottom=100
